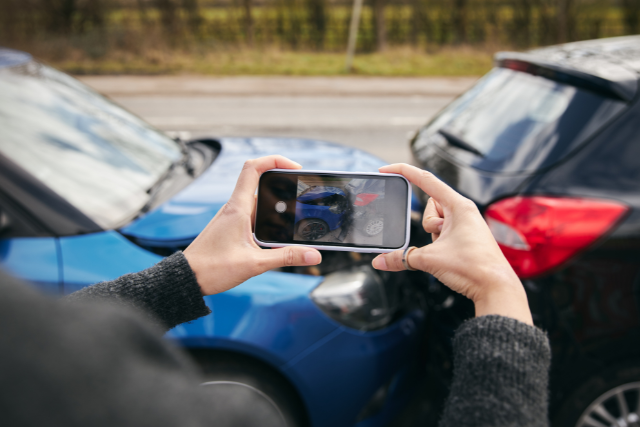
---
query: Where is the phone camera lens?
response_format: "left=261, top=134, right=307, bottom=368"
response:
left=275, top=201, right=287, bottom=213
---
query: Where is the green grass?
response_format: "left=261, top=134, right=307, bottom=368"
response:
left=49, top=46, right=494, bottom=76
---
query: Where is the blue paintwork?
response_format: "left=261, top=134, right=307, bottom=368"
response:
left=283, top=311, right=425, bottom=427
left=298, top=186, right=347, bottom=202
left=58, top=231, right=163, bottom=293
left=411, top=193, right=422, bottom=212
left=168, top=271, right=333, bottom=367
left=0, top=237, right=61, bottom=294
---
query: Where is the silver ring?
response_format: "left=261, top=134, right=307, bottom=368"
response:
left=402, top=246, right=418, bottom=271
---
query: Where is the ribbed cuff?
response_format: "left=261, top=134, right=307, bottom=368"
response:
left=440, top=315, right=551, bottom=427
left=66, top=251, right=211, bottom=331
left=135, top=251, right=212, bottom=329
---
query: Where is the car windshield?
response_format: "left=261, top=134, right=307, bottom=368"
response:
left=413, top=67, right=626, bottom=173
left=0, top=61, right=181, bottom=228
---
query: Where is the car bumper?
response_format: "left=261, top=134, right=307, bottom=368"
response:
left=283, top=310, right=426, bottom=427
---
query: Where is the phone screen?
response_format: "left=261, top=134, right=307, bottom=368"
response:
left=255, top=171, right=409, bottom=249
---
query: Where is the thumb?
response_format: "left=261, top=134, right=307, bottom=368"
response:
left=259, top=246, right=322, bottom=271
left=372, top=246, right=433, bottom=273
left=372, top=249, right=407, bottom=272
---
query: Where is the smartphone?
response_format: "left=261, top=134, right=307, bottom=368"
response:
left=253, top=169, right=411, bottom=253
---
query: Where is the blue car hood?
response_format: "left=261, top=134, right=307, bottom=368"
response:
left=120, top=137, right=387, bottom=246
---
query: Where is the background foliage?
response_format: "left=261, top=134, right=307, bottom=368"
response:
left=0, top=0, right=638, bottom=74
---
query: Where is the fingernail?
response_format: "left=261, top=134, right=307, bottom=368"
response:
left=373, top=256, right=387, bottom=270
left=292, top=161, right=302, bottom=168
left=304, top=251, right=320, bottom=265
left=437, top=224, right=443, bottom=232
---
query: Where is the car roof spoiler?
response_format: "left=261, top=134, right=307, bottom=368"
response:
left=495, top=51, right=637, bottom=103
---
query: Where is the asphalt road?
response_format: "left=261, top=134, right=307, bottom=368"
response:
left=79, top=76, right=478, bottom=165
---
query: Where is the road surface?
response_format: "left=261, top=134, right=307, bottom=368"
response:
left=79, top=76, right=478, bottom=164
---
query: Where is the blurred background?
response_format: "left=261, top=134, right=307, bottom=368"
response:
left=1, top=0, right=639, bottom=75
left=3, top=0, right=637, bottom=165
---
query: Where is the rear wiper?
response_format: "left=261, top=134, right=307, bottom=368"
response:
left=438, top=129, right=484, bottom=157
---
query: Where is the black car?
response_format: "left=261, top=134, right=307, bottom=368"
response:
left=410, top=35, right=640, bottom=427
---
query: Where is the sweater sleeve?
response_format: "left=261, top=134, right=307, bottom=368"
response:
left=65, top=251, right=211, bottom=331
left=439, top=315, right=551, bottom=427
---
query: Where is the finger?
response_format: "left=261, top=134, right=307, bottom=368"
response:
left=372, top=249, right=408, bottom=272
left=258, top=246, right=322, bottom=271
left=433, top=198, right=444, bottom=217
left=251, top=194, right=257, bottom=232
left=230, top=156, right=302, bottom=214
left=378, top=164, right=459, bottom=208
left=423, top=197, right=444, bottom=234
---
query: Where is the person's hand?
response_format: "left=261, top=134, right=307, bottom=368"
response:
left=183, top=156, right=322, bottom=296
left=372, top=164, right=532, bottom=325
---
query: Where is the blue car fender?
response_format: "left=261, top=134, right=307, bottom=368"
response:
left=167, top=271, right=339, bottom=368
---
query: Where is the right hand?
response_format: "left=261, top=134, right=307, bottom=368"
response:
left=372, top=164, right=533, bottom=326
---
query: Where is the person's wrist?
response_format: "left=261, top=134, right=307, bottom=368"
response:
left=474, top=287, right=533, bottom=325
left=471, top=266, right=533, bottom=326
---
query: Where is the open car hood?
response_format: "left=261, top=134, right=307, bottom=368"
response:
left=119, top=137, right=387, bottom=247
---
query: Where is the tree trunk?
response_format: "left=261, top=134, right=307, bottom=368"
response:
left=243, top=0, right=254, bottom=45
left=306, top=0, right=327, bottom=50
left=155, top=0, right=179, bottom=35
left=511, top=0, right=532, bottom=47
left=373, top=0, right=387, bottom=51
left=410, top=0, right=420, bottom=46
left=452, top=0, right=466, bottom=44
left=557, top=0, right=575, bottom=42
left=622, top=0, right=640, bottom=34
left=182, top=0, right=203, bottom=36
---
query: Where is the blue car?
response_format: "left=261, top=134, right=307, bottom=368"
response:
left=0, top=48, right=426, bottom=427
left=295, top=186, right=348, bottom=240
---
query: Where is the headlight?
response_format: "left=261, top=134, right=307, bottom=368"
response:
left=310, top=266, right=393, bottom=331
left=329, top=201, right=346, bottom=214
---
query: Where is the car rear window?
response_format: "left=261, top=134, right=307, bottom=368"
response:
left=412, top=68, right=627, bottom=174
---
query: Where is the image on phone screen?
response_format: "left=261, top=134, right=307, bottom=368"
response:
left=255, top=171, right=408, bottom=250
left=294, top=176, right=386, bottom=245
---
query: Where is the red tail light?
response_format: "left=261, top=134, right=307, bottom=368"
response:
left=354, top=193, right=379, bottom=206
left=485, top=196, right=628, bottom=279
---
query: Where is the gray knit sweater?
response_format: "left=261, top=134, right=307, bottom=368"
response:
left=0, top=252, right=551, bottom=427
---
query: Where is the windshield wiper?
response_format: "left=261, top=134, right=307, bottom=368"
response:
left=438, top=129, right=484, bottom=157
left=141, top=165, right=177, bottom=213
left=140, top=140, right=195, bottom=213
left=176, top=138, right=195, bottom=177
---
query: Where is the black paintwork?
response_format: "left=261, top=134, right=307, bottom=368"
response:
left=411, top=36, right=640, bottom=422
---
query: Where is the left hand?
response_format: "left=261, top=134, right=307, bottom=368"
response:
left=183, top=156, right=322, bottom=296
